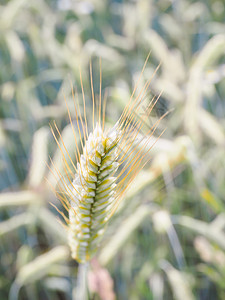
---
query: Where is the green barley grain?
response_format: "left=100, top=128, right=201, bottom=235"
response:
left=50, top=58, right=165, bottom=263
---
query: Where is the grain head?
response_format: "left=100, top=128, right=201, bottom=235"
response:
left=49, top=56, right=166, bottom=263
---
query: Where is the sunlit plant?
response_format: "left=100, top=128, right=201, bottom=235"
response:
left=49, top=57, right=166, bottom=263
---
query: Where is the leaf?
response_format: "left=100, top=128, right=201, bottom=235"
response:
left=0, top=191, right=41, bottom=208
left=99, top=205, right=153, bottom=265
left=160, top=261, right=195, bottom=300
left=15, top=246, right=70, bottom=286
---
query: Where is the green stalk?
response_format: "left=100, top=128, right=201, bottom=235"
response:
left=74, top=262, right=89, bottom=300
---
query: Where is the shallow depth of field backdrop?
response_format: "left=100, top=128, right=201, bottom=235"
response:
left=1, top=0, right=225, bottom=299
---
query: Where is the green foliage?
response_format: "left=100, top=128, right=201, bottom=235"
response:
left=0, top=0, right=225, bottom=299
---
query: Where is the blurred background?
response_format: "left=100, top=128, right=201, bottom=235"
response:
left=0, top=0, right=225, bottom=299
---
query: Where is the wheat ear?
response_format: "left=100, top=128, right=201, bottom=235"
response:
left=50, top=57, right=165, bottom=263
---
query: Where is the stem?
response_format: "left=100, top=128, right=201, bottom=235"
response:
left=9, top=281, right=20, bottom=300
left=74, top=262, right=89, bottom=300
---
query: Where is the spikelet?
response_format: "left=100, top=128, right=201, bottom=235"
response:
left=50, top=57, right=166, bottom=263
